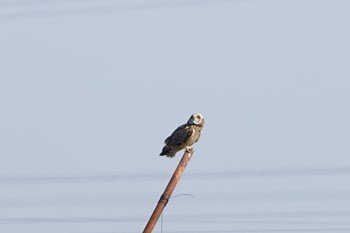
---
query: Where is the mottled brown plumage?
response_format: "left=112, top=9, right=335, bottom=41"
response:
left=160, top=113, right=204, bottom=158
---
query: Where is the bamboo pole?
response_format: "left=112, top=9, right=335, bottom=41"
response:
left=143, top=149, right=194, bottom=233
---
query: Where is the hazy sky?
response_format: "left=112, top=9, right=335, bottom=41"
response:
left=1, top=0, right=350, bottom=232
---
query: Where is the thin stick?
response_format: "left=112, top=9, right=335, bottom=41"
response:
left=143, top=149, right=194, bottom=233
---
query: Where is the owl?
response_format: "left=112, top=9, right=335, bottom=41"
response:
left=160, top=113, right=205, bottom=158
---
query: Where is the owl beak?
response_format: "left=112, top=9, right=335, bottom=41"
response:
left=192, top=116, right=200, bottom=125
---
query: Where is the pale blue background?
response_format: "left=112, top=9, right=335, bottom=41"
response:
left=1, top=0, right=350, bottom=232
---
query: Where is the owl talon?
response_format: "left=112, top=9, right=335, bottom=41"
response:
left=185, top=146, right=193, bottom=153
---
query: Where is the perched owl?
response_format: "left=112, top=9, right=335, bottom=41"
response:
left=160, top=113, right=205, bottom=158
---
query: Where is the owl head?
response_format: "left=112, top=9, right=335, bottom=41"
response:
left=187, top=113, right=204, bottom=126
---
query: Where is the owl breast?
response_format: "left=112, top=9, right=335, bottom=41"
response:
left=185, top=125, right=202, bottom=147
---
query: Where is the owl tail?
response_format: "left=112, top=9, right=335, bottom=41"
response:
left=159, top=146, right=176, bottom=158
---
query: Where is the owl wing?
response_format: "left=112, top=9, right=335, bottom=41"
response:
left=165, top=124, right=194, bottom=147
